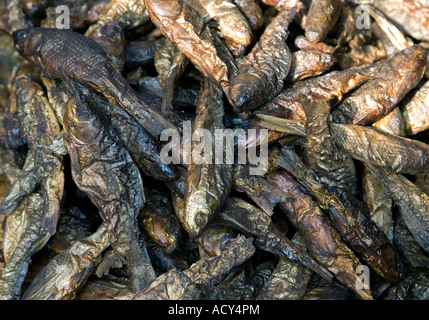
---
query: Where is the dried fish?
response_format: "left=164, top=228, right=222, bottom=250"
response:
left=365, top=163, right=429, bottom=255
left=228, top=9, right=296, bottom=112
left=139, top=190, right=182, bottom=253
left=332, top=45, right=426, bottom=125
left=278, top=147, right=403, bottom=282
left=198, top=0, right=252, bottom=46
left=257, top=114, right=429, bottom=175
left=267, top=169, right=372, bottom=300
left=402, top=80, right=429, bottom=135
left=0, top=74, right=65, bottom=236
left=22, top=223, right=109, bottom=300
left=300, top=95, right=357, bottom=193
left=219, top=197, right=334, bottom=281
left=2, top=0, right=429, bottom=302
left=231, top=0, right=263, bottom=30
left=304, top=0, right=342, bottom=43
left=369, top=0, right=429, bottom=42
left=393, top=214, right=429, bottom=269
left=47, top=206, right=93, bottom=254
left=232, top=164, right=292, bottom=216
left=287, top=50, right=335, bottom=82
left=133, top=234, right=255, bottom=300
left=294, top=35, right=335, bottom=54
left=79, top=88, right=179, bottom=181
left=384, top=269, right=429, bottom=300
left=74, top=277, right=135, bottom=300
left=85, top=0, right=150, bottom=35
left=183, top=79, right=233, bottom=238
left=13, top=27, right=175, bottom=137
left=63, top=80, right=155, bottom=292
left=144, top=0, right=234, bottom=92
left=243, top=60, right=385, bottom=147
left=154, top=39, right=189, bottom=114
left=256, top=233, right=313, bottom=300
left=330, top=123, right=429, bottom=175
left=0, top=192, right=50, bottom=300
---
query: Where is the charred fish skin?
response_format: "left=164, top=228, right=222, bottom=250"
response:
left=12, top=27, right=175, bottom=137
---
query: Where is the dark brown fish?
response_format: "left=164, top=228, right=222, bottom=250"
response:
left=22, top=223, right=109, bottom=300
left=12, top=27, right=175, bottom=137
left=278, top=147, right=403, bottom=282
left=267, top=169, right=373, bottom=300
left=79, top=87, right=179, bottom=181
left=300, top=95, right=357, bottom=193
left=228, top=9, right=296, bottom=112
left=219, top=197, right=334, bottom=281
left=63, top=80, right=156, bottom=292
left=331, top=123, right=429, bottom=175
left=287, top=50, right=335, bottom=82
left=242, top=60, right=386, bottom=147
left=257, top=114, right=429, bottom=175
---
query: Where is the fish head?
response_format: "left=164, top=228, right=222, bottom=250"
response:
left=229, top=80, right=256, bottom=113
left=13, top=28, right=44, bottom=58
left=184, top=190, right=214, bottom=239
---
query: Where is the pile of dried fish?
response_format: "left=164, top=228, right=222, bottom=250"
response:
left=0, top=0, right=429, bottom=301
